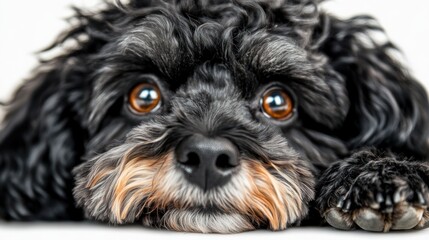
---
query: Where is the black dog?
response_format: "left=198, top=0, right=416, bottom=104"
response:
left=0, top=0, right=428, bottom=233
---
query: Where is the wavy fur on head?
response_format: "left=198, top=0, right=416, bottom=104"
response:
left=1, top=0, right=429, bottom=233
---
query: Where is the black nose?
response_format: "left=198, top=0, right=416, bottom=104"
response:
left=175, top=134, right=240, bottom=191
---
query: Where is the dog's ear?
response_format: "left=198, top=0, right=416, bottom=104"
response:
left=0, top=4, right=126, bottom=220
left=314, top=14, right=429, bottom=157
left=0, top=60, right=88, bottom=220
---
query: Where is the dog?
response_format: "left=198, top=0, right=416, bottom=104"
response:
left=0, top=0, right=428, bottom=233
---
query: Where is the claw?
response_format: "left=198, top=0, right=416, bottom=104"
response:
left=385, top=195, right=393, bottom=207
left=393, top=190, right=402, bottom=204
left=416, top=192, right=427, bottom=206
left=337, top=198, right=345, bottom=208
left=376, top=192, right=384, bottom=203
left=343, top=199, right=352, bottom=212
left=383, top=195, right=393, bottom=213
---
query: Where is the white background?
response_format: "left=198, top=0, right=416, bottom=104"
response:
left=0, top=0, right=429, bottom=239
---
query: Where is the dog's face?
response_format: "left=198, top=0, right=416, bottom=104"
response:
left=73, top=0, right=350, bottom=232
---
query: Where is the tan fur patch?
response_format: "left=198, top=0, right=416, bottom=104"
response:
left=110, top=153, right=173, bottom=223
left=235, top=160, right=311, bottom=230
left=95, top=151, right=313, bottom=231
left=87, top=167, right=115, bottom=189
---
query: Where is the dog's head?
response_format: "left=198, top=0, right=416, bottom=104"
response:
left=72, top=0, right=324, bottom=232
left=3, top=0, right=428, bottom=233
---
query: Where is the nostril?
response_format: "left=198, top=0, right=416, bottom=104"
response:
left=182, top=152, right=200, bottom=169
left=215, top=153, right=236, bottom=171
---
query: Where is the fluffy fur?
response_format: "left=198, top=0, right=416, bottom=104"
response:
left=0, top=0, right=428, bottom=233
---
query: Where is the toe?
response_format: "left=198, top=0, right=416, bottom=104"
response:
left=325, top=208, right=354, bottom=230
left=392, top=207, right=424, bottom=230
left=354, top=208, right=385, bottom=232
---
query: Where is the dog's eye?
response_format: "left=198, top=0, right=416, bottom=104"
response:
left=128, top=83, right=162, bottom=114
left=260, top=88, right=293, bottom=120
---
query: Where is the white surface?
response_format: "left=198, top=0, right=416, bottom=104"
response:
left=1, top=0, right=429, bottom=239
left=0, top=223, right=428, bottom=240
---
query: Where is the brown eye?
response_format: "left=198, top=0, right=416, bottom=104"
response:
left=261, top=88, right=294, bottom=120
left=128, top=83, right=161, bottom=114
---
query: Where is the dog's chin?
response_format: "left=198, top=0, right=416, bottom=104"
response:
left=142, top=207, right=255, bottom=233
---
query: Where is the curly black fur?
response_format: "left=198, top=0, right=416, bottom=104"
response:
left=0, top=0, right=428, bottom=232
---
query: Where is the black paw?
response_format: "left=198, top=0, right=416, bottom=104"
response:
left=317, top=150, right=429, bottom=232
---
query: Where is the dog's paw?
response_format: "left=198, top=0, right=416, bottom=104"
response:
left=325, top=202, right=428, bottom=232
left=317, top=153, right=429, bottom=232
